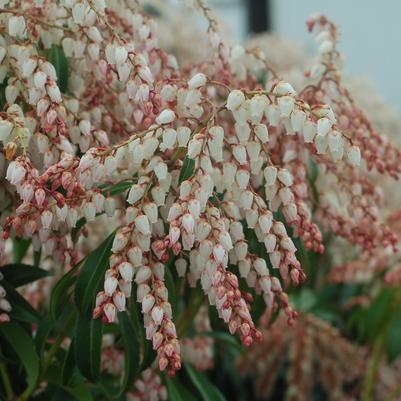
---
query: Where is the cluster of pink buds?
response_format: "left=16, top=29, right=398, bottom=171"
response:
left=101, top=335, right=124, bottom=376
left=0, top=0, right=400, bottom=383
left=127, top=368, right=168, bottom=401
left=238, top=312, right=366, bottom=400
left=93, top=203, right=180, bottom=375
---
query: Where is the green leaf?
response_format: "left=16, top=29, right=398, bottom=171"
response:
left=75, top=232, right=115, bottom=315
left=360, top=289, right=394, bottom=341
left=118, top=311, right=140, bottom=394
left=178, top=156, right=195, bottom=184
left=1, top=263, right=50, bottom=287
left=165, top=377, right=185, bottom=401
left=74, top=314, right=103, bottom=382
left=129, top=283, right=156, bottom=372
left=50, top=263, right=79, bottom=320
left=164, top=375, right=197, bottom=401
left=0, top=322, right=39, bottom=396
left=386, top=310, right=401, bottom=362
left=12, top=237, right=31, bottom=263
left=2, top=280, right=40, bottom=323
left=46, top=365, right=94, bottom=401
left=200, top=332, right=242, bottom=353
left=71, top=217, right=87, bottom=244
left=290, top=288, right=317, bottom=312
left=35, top=313, right=54, bottom=356
left=0, top=81, right=6, bottom=110
left=64, top=383, right=94, bottom=401
left=47, top=45, right=69, bottom=93
left=129, top=286, right=156, bottom=371
left=33, top=248, right=42, bottom=267
left=100, top=181, right=133, bottom=197
left=185, top=363, right=226, bottom=401
left=62, top=339, right=76, bottom=386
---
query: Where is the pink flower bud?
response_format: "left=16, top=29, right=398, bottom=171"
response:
left=112, top=232, right=129, bottom=253
left=213, top=244, right=225, bottom=263
left=135, top=214, right=151, bottom=235
left=35, top=188, right=46, bottom=207
left=175, top=258, right=187, bottom=277
left=104, top=276, right=118, bottom=296
left=151, top=305, right=164, bottom=325
left=135, top=266, right=152, bottom=284
left=226, top=90, right=245, bottom=111
left=113, top=291, right=126, bottom=312
left=118, top=261, right=134, bottom=282
left=142, top=294, right=155, bottom=314
left=181, top=213, right=195, bottom=233
left=103, top=303, right=117, bottom=323
left=41, top=210, right=53, bottom=229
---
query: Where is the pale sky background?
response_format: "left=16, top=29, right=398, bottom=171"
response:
left=208, top=0, right=401, bottom=112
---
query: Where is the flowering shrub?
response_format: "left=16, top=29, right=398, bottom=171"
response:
left=0, top=1, right=401, bottom=400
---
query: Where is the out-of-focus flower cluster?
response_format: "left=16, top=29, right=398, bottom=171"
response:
left=238, top=312, right=366, bottom=401
left=0, top=0, right=400, bottom=386
left=238, top=311, right=401, bottom=401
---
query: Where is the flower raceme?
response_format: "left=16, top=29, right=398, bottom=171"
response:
left=0, top=0, right=398, bottom=378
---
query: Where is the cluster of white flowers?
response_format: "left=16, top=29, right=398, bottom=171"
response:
left=0, top=0, right=399, bottom=381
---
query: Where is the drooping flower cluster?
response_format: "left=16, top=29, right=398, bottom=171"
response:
left=238, top=312, right=367, bottom=401
left=0, top=0, right=399, bottom=379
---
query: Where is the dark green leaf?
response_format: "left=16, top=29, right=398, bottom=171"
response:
left=250, top=293, right=265, bottom=325
left=35, top=313, right=54, bottom=356
left=360, top=289, right=394, bottom=341
left=50, top=263, right=79, bottom=320
left=0, top=82, right=6, bottom=110
left=2, top=280, right=40, bottom=323
left=71, top=218, right=87, bottom=244
left=118, top=311, right=140, bottom=393
left=64, top=383, right=93, bottom=401
left=185, top=363, right=226, bottom=401
left=164, top=375, right=197, bottom=401
left=47, top=45, right=69, bottom=93
left=200, top=332, right=242, bottom=353
left=12, top=238, right=31, bottom=263
left=74, top=314, right=103, bottom=382
left=1, top=263, right=50, bottom=287
left=129, top=286, right=156, bottom=372
left=100, top=181, right=133, bottom=197
left=62, top=339, right=76, bottom=386
left=46, top=365, right=94, bottom=401
left=75, top=232, right=115, bottom=315
left=0, top=322, right=39, bottom=396
left=386, top=310, right=401, bottom=362
left=290, top=288, right=317, bottom=312
left=178, top=156, right=195, bottom=184
left=33, top=248, right=42, bottom=267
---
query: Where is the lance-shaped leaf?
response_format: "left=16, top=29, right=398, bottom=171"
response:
left=50, top=263, right=79, bottom=320
left=74, top=314, right=103, bottom=382
left=117, top=311, right=140, bottom=394
left=178, top=156, right=195, bottom=184
left=1, top=263, right=50, bottom=287
left=185, top=363, right=226, bottom=401
left=2, top=280, right=40, bottom=323
left=75, top=232, right=115, bottom=315
left=47, top=44, right=69, bottom=93
left=0, top=322, right=39, bottom=397
left=164, top=375, right=198, bottom=401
